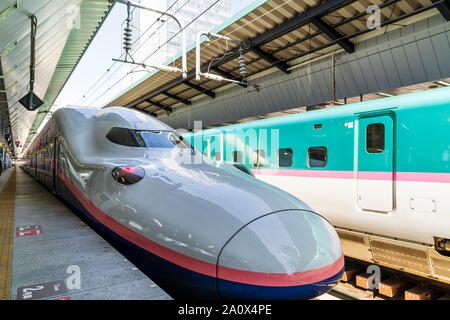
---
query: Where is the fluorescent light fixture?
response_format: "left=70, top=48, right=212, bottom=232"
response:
left=377, top=92, right=394, bottom=97
left=436, top=80, right=450, bottom=86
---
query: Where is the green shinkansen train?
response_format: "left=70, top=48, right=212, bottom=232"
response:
left=185, top=86, right=450, bottom=287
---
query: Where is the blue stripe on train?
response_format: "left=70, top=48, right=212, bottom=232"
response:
left=218, top=268, right=344, bottom=300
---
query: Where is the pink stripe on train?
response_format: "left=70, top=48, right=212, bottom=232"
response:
left=251, top=169, right=450, bottom=183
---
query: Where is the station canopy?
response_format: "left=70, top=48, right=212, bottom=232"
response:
left=104, top=0, right=450, bottom=118
left=0, top=0, right=113, bottom=156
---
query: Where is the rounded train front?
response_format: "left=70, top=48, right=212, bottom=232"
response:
left=99, top=156, right=344, bottom=299
left=216, top=210, right=344, bottom=300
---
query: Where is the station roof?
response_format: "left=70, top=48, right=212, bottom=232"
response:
left=200, top=77, right=450, bottom=129
left=0, top=0, right=113, bottom=155
left=104, top=0, right=450, bottom=119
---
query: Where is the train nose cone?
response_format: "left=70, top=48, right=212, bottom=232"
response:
left=217, top=210, right=344, bottom=300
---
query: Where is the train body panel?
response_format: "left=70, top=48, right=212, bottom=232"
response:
left=185, top=86, right=450, bottom=285
left=21, top=106, right=344, bottom=299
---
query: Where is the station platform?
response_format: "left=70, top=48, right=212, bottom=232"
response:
left=0, top=167, right=171, bottom=300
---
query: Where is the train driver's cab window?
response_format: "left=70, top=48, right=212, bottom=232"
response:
left=252, top=150, right=265, bottom=167
left=308, top=147, right=327, bottom=168
left=214, top=152, right=222, bottom=161
left=106, top=127, right=140, bottom=147
left=366, top=123, right=385, bottom=153
left=278, top=148, right=293, bottom=167
left=232, top=151, right=242, bottom=163
left=106, top=127, right=191, bottom=149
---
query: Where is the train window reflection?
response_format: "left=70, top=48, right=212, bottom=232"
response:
left=106, top=127, right=191, bottom=149
left=106, top=127, right=140, bottom=147
left=308, top=147, right=327, bottom=168
left=278, top=148, right=293, bottom=167
left=366, top=123, right=385, bottom=153
left=134, top=130, right=191, bottom=149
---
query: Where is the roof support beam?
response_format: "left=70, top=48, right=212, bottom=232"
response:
left=145, top=99, right=173, bottom=113
left=162, top=91, right=191, bottom=105
left=210, top=67, right=247, bottom=87
left=310, top=17, right=354, bottom=53
left=248, top=0, right=353, bottom=45
left=251, top=47, right=291, bottom=74
left=184, top=82, right=215, bottom=99
left=432, top=0, right=450, bottom=20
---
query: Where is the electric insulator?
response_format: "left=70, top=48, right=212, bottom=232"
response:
left=238, top=47, right=247, bottom=78
left=123, top=26, right=133, bottom=52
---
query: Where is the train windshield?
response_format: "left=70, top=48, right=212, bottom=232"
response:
left=106, top=127, right=191, bottom=149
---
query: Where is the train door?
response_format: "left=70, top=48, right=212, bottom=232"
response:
left=357, top=114, right=394, bottom=212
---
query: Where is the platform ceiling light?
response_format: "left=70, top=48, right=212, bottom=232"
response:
left=0, top=65, right=17, bottom=79
left=0, top=1, right=17, bottom=22
left=19, top=15, right=44, bottom=111
left=436, top=80, right=450, bottom=86
left=377, top=92, right=394, bottom=97
left=0, top=41, right=17, bottom=58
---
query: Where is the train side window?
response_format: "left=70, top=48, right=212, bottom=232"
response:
left=106, top=127, right=139, bottom=147
left=308, top=147, right=327, bottom=168
left=278, top=148, right=293, bottom=167
left=366, top=123, right=385, bottom=153
left=232, top=151, right=242, bottom=163
left=252, top=150, right=265, bottom=167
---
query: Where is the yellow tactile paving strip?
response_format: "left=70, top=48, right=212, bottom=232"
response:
left=0, top=168, right=16, bottom=300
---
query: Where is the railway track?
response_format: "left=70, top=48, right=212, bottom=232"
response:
left=317, top=258, right=450, bottom=300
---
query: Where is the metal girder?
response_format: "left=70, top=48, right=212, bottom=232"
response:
left=210, top=67, right=247, bottom=87
left=251, top=47, right=291, bottom=74
left=162, top=91, right=191, bottom=105
left=248, top=0, right=353, bottom=45
left=121, top=0, right=353, bottom=108
left=184, top=82, right=215, bottom=99
left=310, top=17, right=354, bottom=53
left=432, top=0, right=450, bottom=20
left=145, top=99, right=173, bottom=113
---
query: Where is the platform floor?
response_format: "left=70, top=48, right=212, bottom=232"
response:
left=1, top=167, right=171, bottom=300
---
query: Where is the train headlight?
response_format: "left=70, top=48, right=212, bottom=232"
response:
left=112, top=166, right=145, bottom=185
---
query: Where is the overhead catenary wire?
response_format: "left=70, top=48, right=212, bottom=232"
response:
left=78, top=0, right=185, bottom=105
left=107, top=0, right=297, bottom=109
left=123, top=0, right=432, bottom=111
left=86, top=0, right=293, bottom=107
left=77, top=0, right=186, bottom=105
left=85, top=0, right=222, bottom=107
left=89, top=0, right=428, bottom=111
